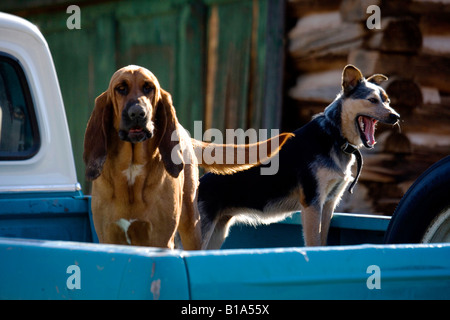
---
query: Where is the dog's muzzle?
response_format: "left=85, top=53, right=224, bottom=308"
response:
left=119, top=101, right=153, bottom=143
left=127, top=103, right=147, bottom=122
left=387, top=112, right=400, bottom=125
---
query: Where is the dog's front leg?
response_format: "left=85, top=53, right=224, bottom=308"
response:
left=205, top=215, right=234, bottom=250
left=178, top=203, right=202, bottom=250
left=300, top=205, right=322, bottom=246
left=320, top=199, right=337, bottom=246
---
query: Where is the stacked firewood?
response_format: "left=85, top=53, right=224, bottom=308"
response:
left=285, top=0, right=450, bottom=215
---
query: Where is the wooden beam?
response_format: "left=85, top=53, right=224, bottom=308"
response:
left=288, top=69, right=342, bottom=104
left=364, top=17, right=422, bottom=53
left=348, top=49, right=416, bottom=78
left=383, top=77, right=422, bottom=114
left=287, top=0, right=341, bottom=18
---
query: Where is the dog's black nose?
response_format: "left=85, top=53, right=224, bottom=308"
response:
left=389, top=112, right=400, bottom=124
left=128, top=104, right=146, bottom=121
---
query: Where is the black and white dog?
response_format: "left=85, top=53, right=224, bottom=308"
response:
left=198, top=65, right=400, bottom=248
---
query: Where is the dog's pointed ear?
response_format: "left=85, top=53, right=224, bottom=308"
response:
left=155, top=89, right=184, bottom=178
left=83, top=91, right=113, bottom=181
left=367, top=74, right=388, bottom=85
left=342, top=64, right=364, bottom=95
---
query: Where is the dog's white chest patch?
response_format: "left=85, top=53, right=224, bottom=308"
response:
left=115, top=218, right=137, bottom=244
left=123, top=164, right=144, bottom=185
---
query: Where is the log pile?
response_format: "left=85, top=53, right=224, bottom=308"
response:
left=285, top=0, right=450, bottom=215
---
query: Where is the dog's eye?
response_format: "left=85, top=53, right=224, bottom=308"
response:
left=368, top=98, right=378, bottom=104
left=143, top=83, right=155, bottom=95
left=115, top=84, right=128, bottom=96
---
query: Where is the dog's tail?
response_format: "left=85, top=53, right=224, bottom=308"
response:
left=191, top=132, right=294, bottom=175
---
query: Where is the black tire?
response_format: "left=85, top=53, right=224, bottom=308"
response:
left=384, top=156, right=450, bottom=244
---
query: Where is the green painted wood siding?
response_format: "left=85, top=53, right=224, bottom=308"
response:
left=1, top=0, right=284, bottom=192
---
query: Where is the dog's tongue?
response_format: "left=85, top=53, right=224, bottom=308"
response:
left=363, top=116, right=377, bottom=147
left=129, top=128, right=143, bottom=133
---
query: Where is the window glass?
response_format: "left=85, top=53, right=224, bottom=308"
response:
left=0, top=53, right=40, bottom=160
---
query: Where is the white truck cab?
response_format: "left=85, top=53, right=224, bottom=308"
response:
left=0, top=12, right=79, bottom=193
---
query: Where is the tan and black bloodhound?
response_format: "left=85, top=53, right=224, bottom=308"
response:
left=83, top=65, right=292, bottom=250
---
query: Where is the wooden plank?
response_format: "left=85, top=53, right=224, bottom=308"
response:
left=176, top=1, right=206, bottom=133
left=289, top=11, right=363, bottom=50
left=115, top=1, right=206, bottom=135
left=0, top=0, right=91, bottom=15
left=288, top=11, right=364, bottom=72
left=290, top=21, right=364, bottom=59
left=348, top=48, right=416, bottom=78
left=288, top=69, right=342, bottom=104
left=206, top=0, right=253, bottom=133
left=364, top=17, right=423, bottom=53
left=259, top=0, right=284, bottom=130
left=246, top=0, right=261, bottom=130
left=383, top=77, right=422, bottom=114
left=422, top=35, right=450, bottom=55
left=205, top=5, right=219, bottom=134
left=340, top=0, right=381, bottom=22
left=421, top=86, right=441, bottom=105
left=205, top=0, right=284, bottom=133
left=348, top=49, right=450, bottom=93
left=286, top=0, right=341, bottom=18
left=413, top=54, right=450, bottom=92
left=116, top=8, right=178, bottom=93
left=408, top=0, right=450, bottom=15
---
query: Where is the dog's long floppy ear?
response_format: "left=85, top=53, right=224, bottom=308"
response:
left=342, top=64, right=364, bottom=95
left=83, top=91, right=113, bottom=181
left=367, top=74, right=388, bottom=85
left=155, top=89, right=184, bottom=178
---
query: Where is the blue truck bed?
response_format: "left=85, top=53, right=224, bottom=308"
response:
left=1, top=191, right=449, bottom=300
left=1, top=237, right=449, bottom=300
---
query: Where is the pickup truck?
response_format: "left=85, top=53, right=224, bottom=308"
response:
left=0, top=12, right=449, bottom=300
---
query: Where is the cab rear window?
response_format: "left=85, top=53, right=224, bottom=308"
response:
left=0, top=53, right=40, bottom=160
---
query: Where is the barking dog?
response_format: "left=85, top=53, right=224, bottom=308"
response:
left=198, top=65, right=400, bottom=248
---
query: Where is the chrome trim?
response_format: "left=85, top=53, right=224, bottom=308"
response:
left=0, top=183, right=81, bottom=193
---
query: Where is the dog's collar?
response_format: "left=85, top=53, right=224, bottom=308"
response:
left=340, top=141, right=363, bottom=194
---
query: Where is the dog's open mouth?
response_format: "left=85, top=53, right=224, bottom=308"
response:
left=357, top=115, right=378, bottom=148
left=119, top=126, right=152, bottom=143
left=129, top=127, right=144, bottom=134
left=128, top=126, right=148, bottom=142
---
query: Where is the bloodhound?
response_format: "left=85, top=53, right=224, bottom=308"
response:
left=83, top=65, right=292, bottom=250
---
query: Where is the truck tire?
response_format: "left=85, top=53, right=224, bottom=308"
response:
left=384, top=156, right=450, bottom=244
